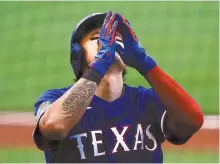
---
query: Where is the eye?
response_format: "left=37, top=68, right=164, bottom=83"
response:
left=90, top=37, right=99, bottom=41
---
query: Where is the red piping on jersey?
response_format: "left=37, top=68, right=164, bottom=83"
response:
left=145, top=66, right=204, bottom=127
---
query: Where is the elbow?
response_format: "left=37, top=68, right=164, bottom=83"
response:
left=39, top=118, right=68, bottom=140
left=197, top=111, right=204, bottom=130
left=190, top=105, right=204, bottom=131
left=181, top=106, right=204, bottom=137
left=165, top=105, right=204, bottom=145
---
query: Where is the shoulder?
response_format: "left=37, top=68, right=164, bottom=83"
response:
left=125, top=84, right=155, bottom=97
left=34, top=85, right=72, bottom=113
left=125, top=84, right=160, bottom=105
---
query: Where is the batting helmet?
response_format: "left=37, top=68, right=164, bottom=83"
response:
left=70, top=13, right=107, bottom=79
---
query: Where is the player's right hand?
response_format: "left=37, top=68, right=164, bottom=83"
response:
left=89, top=11, right=118, bottom=76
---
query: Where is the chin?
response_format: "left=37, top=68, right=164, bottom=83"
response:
left=113, top=57, right=126, bottom=70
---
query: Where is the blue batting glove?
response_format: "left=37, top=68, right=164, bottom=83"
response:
left=116, top=14, right=157, bottom=76
left=89, top=11, right=119, bottom=76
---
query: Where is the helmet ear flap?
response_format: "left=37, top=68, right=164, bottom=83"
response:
left=70, top=43, right=86, bottom=79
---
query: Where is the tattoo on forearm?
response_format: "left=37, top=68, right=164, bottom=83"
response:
left=61, top=80, right=97, bottom=119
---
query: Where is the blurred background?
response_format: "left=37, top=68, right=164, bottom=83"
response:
left=0, top=1, right=219, bottom=163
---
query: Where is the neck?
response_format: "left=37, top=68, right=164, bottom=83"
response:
left=95, top=65, right=124, bottom=102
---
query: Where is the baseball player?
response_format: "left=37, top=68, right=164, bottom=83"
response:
left=33, top=11, right=204, bottom=163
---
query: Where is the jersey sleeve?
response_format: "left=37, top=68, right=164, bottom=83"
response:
left=33, top=89, right=62, bottom=151
left=147, top=88, right=167, bottom=136
left=146, top=88, right=190, bottom=145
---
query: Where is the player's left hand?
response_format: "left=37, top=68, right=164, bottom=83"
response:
left=116, top=14, right=157, bottom=76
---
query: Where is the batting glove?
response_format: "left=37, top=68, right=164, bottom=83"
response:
left=116, top=14, right=157, bottom=76
left=89, top=11, right=119, bottom=76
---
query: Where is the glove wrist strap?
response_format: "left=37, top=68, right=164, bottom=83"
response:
left=82, top=69, right=103, bottom=85
left=141, top=56, right=157, bottom=75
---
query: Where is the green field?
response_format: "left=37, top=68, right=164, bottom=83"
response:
left=0, top=148, right=218, bottom=163
left=0, top=2, right=218, bottom=114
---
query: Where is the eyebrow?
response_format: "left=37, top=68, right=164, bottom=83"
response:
left=91, top=31, right=100, bottom=37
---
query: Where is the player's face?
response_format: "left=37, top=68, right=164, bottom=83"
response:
left=80, top=28, right=125, bottom=68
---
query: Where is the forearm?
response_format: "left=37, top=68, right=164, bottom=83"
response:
left=145, top=66, right=204, bottom=130
left=37, top=13, right=120, bottom=141
left=39, top=78, right=97, bottom=140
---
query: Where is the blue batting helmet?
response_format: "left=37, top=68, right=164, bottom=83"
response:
left=70, top=13, right=107, bottom=79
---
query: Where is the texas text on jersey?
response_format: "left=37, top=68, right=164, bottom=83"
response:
left=33, top=85, right=168, bottom=163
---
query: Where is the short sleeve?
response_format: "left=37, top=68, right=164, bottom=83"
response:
left=136, top=86, right=167, bottom=143
left=146, top=88, right=191, bottom=145
left=148, top=88, right=167, bottom=135
left=34, top=90, right=61, bottom=121
left=33, top=89, right=62, bottom=150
